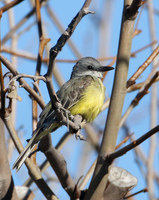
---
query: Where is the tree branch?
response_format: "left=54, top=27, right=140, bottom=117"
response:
left=23, top=131, right=72, bottom=188
left=127, top=45, right=159, bottom=88
left=1, top=0, right=46, bottom=45
left=3, top=114, right=59, bottom=200
left=0, top=53, right=45, bottom=109
left=0, top=0, right=24, bottom=13
left=109, top=125, right=159, bottom=160
left=84, top=0, right=142, bottom=199
left=120, top=71, right=159, bottom=127
left=39, top=134, right=79, bottom=199
left=44, top=0, right=94, bottom=135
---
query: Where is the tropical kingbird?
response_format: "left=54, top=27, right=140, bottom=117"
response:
left=13, top=57, right=114, bottom=171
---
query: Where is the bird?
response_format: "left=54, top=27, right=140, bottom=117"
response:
left=13, top=57, right=114, bottom=171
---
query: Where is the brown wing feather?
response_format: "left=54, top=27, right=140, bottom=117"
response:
left=58, top=75, right=93, bottom=109
left=37, top=75, right=93, bottom=127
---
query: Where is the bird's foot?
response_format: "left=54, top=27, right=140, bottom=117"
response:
left=75, top=131, right=86, bottom=141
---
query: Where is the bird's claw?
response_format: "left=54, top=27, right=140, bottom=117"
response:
left=75, top=131, right=86, bottom=141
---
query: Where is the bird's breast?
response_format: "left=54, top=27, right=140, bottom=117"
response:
left=69, top=78, right=105, bottom=123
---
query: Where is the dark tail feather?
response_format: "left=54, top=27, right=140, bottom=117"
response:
left=12, top=131, right=38, bottom=172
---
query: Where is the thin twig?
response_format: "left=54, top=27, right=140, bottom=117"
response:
left=45, top=4, right=82, bottom=59
left=110, top=125, right=159, bottom=160
left=1, top=0, right=46, bottom=45
left=127, top=45, right=159, bottom=88
left=127, top=72, right=159, bottom=92
left=124, top=188, right=148, bottom=199
left=31, top=0, right=48, bottom=167
left=45, top=0, right=94, bottom=134
left=102, top=41, right=156, bottom=81
left=130, top=41, right=157, bottom=57
left=0, top=53, right=45, bottom=108
left=120, top=71, right=159, bottom=128
left=0, top=0, right=24, bottom=13
left=125, top=128, right=159, bottom=186
left=115, top=133, right=134, bottom=150
left=2, top=41, right=156, bottom=65
left=133, top=1, right=145, bottom=31
left=4, top=73, right=46, bottom=90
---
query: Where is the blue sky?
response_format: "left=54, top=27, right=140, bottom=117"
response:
left=1, top=0, right=159, bottom=199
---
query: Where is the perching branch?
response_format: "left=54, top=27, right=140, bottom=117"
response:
left=44, top=0, right=94, bottom=135
left=25, top=2, right=94, bottom=199
left=45, top=0, right=94, bottom=99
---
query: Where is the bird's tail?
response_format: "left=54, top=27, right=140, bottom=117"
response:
left=12, top=130, right=39, bottom=172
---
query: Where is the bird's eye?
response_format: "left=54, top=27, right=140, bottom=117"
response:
left=87, top=65, right=93, bottom=70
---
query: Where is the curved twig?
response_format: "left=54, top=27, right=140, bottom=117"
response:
left=4, top=73, right=46, bottom=90
left=0, top=53, right=45, bottom=108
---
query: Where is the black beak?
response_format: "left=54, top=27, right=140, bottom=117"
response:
left=98, top=66, right=114, bottom=72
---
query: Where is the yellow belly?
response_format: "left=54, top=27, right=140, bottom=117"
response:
left=69, top=78, right=105, bottom=123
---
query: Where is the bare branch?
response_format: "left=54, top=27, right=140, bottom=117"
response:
left=23, top=132, right=72, bottom=188
left=110, top=125, right=159, bottom=160
left=0, top=0, right=24, bottom=13
left=4, top=73, right=46, bottom=90
left=84, top=0, right=142, bottom=199
left=39, top=134, right=79, bottom=199
left=30, top=0, right=50, bottom=167
left=2, top=114, right=58, bottom=200
left=125, top=0, right=145, bottom=20
left=120, top=71, right=159, bottom=127
left=45, top=4, right=82, bottom=59
left=127, top=45, right=159, bottom=88
left=45, top=0, right=94, bottom=102
left=45, top=0, right=94, bottom=135
left=1, top=0, right=46, bottom=45
left=0, top=54, right=45, bottom=108
left=0, top=118, right=19, bottom=200
left=147, top=0, right=158, bottom=197
left=124, top=188, right=148, bottom=199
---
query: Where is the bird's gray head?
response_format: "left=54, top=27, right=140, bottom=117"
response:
left=71, top=57, right=113, bottom=79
